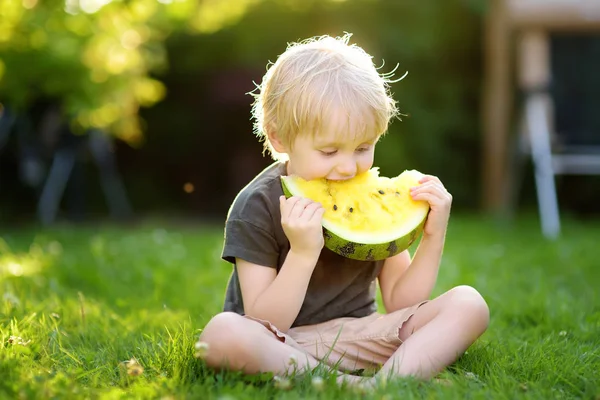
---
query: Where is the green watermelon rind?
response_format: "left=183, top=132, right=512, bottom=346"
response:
left=280, top=175, right=428, bottom=261
left=322, top=220, right=426, bottom=261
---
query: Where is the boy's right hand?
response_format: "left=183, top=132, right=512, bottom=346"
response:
left=279, top=195, right=325, bottom=260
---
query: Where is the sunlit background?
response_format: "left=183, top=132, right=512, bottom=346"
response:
left=1, top=2, right=600, bottom=397
left=1, top=0, right=599, bottom=230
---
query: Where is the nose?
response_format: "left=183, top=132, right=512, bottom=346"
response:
left=335, top=156, right=357, bottom=179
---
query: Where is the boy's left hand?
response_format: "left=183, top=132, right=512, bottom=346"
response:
left=410, top=175, right=452, bottom=239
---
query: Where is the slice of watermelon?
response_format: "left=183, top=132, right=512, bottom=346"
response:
left=280, top=168, right=430, bottom=261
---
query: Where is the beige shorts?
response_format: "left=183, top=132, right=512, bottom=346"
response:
left=246, top=301, right=428, bottom=374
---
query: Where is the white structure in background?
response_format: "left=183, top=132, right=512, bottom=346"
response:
left=483, top=0, right=600, bottom=239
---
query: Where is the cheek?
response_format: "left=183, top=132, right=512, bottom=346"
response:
left=299, top=154, right=333, bottom=180
left=357, top=152, right=375, bottom=171
left=313, top=157, right=336, bottom=174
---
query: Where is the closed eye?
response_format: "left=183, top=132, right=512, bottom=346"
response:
left=356, top=147, right=371, bottom=153
left=320, top=150, right=338, bottom=156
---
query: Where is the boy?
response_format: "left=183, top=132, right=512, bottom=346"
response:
left=198, top=34, right=489, bottom=387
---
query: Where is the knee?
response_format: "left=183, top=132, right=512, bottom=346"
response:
left=448, top=285, right=490, bottom=331
left=198, top=312, right=250, bottom=369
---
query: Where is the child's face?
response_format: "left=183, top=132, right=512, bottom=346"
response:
left=284, top=114, right=379, bottom=181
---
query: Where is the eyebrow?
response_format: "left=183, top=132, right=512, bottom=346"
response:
left=315, top=137, right=378, bottom=148
left=314, top=140, right=344, bottom=148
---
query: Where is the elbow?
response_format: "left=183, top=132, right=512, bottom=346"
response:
left=243, top=308, right=292, bottom=333
left=382, top=295, right=402, bottom=314
left=383, top=293, right=427, bottom=313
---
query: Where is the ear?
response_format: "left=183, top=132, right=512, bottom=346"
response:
left=266, top=125, right=288, bottom=153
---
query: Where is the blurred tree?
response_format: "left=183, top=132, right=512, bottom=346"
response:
left=0, top=0, right=260, bottom=145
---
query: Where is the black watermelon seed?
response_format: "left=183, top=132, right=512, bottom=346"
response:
left=395, top=191, right=400, bottom=195
left=333, top=205, right=338, bottom=211
left=378, top=190, right=385, bottom=194
left=349, top=207, right=353, bottom=213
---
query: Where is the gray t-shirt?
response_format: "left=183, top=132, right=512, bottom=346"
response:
left=221, top=161, right=384, bottom=328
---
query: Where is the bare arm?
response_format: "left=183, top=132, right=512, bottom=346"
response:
left=237, top=195, right=325, bottom=332
left=378, top=174, right=452, bottom=312
left=378, top=233, right=445, bottom=312
left=237, top=250, right=318, bottom=332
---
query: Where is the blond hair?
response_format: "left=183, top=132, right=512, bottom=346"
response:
left=250, top=33, right=402, bottom=160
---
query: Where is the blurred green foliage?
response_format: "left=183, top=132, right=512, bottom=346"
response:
left=0, top=0, right=261, bottom=144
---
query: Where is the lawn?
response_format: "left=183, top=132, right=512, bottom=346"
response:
left=1, top=213, right=599, bottom=399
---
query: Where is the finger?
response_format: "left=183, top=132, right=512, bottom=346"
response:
left=411, top=187, right=450, bottom=203
left=418, top=175, right=442, bottom=185
left=410, top=181, right=435, bottom=195
left=310, top=205, right=326, bottom=223
left=289, top=197, right=314, bottom=220
left=411, top=185, right=443, bottom=196
left=411, top=191, right=451, bottom=207
left=301, top=202, right=323, bottom=221
left=280, top=196, right=300, bottom=220
left=411, top=181, right=448, bottom=196
left=413, top=179, right=438, bottom=187
left=418, top=176, right=450, bottom=193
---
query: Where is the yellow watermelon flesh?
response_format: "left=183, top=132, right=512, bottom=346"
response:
left=280, top=168, right=430, bottom=261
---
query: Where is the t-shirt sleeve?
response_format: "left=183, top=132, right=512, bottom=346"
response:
left=221, top=189, right=280, bottom=269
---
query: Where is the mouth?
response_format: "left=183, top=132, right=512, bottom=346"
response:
left=326, top=176, right=355, bottom=182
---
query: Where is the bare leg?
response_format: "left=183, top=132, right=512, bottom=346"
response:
left=376, top=285, right=490, bottom=381
left=198, top=312, right=364, bottom=385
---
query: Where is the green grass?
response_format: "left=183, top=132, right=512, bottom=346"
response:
left=1, top=214, right=599, bottom=399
